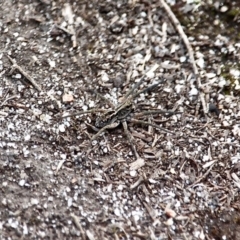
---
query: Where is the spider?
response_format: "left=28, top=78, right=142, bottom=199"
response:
left=63, top=65, right=180, bottom=160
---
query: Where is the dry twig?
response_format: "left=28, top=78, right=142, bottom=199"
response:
left=70, top=213, right=86, bottom=240
left=188, top=163, right=215, bottom=188
left=6, top=55, right=42, bottom=91
left=159, top=0, right=207, bottom=117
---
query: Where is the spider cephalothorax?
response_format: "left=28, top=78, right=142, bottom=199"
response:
left=95, top=100, right=134, bottom=128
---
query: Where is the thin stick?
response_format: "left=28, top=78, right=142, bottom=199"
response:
left=70, top=213, right=86, bottom=240
left=61, top=109, right=106, bottom=118
left=6, top=55, right=42, bottom=91
left=0, top=95, right=17, bottom=107
left=159, top=0, right=207, bottom=116
left=188, top=163, right=215, bottom=188
left=122, top=120, right=140, bottom=159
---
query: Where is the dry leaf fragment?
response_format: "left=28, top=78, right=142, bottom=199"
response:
left=86, top=230, right=95, bottom=240
left=55, top=160, right=65, bottom=175
left=129, top=158, right=145, bottom=170
left=202, top=160, right=216, bottom=169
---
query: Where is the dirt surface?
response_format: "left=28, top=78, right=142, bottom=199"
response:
left=1, top=0, right=240, bottom=239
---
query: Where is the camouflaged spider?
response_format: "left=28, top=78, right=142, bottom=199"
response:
left=63, top=65, right=179, bottom=159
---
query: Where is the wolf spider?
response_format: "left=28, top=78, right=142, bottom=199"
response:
left=63, top=65, right=179, bottom=160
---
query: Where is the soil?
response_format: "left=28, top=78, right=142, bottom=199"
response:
left=1, top=0, right=240, bottom=239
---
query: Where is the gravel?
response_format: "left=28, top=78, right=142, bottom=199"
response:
left=1, top=0, right=240, bottom=239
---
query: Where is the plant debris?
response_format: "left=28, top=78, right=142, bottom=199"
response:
left=1, top=0, right=240, bottom=239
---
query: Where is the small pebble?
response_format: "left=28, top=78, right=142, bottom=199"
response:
left=113, top=73, right=125, bottom=88
left=19, top=179, right=26, bottom=186
left=165, top=208, right=177, bottom=218
left=62, top=94, right=74, bottom=103
left=209, top=103, right=219, bottom=116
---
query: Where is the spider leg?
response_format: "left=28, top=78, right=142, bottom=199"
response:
left=130, top=118, right=175, bottom=134
left=86, top=121, right=120, bottom=155
left=122, top=120, right=140, bottom=159
left=122, top=64, right=159, bottom=102
left=114, top=99, right=132, bottom=115
left=85, top=122, right=100, bottom=132
left=134, top=110, right=182, bottom=118
left=61, top=109, right=106, bottom=118
left=132, top=80, right=164, bottom=99
left=123, top=75, right=146, bottom=101
left=91, top=121, right=120, bottom=141
left=87, top=89, right=116, bottom=108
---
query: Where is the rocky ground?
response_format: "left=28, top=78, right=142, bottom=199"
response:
left=1, top=0, right=240, bottom=239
